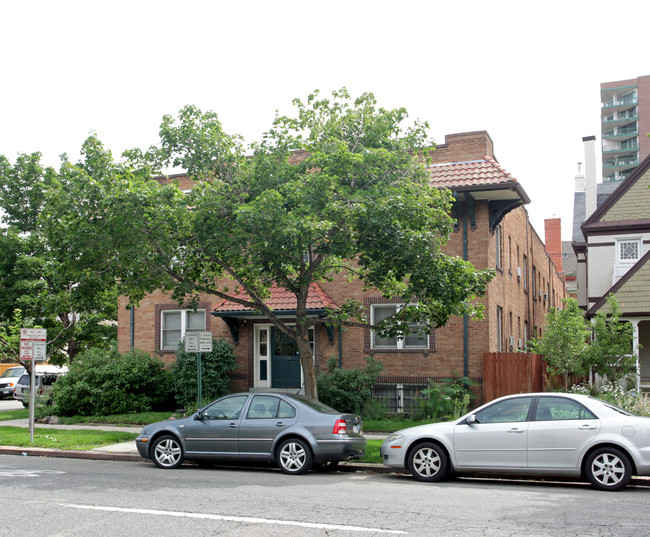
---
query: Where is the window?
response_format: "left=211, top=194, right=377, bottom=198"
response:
left=522, top=254, right=528, bottom=290
left=161, top=309, right=206, bottom=350
left=496, top=306, right=503, bottom=351
left=617, top=240, right=640, bottom=263
left=371, top=304, right=428, bottom=349
left=534, top=397, right=597, bottom=421
left=495, top=225, right=502, bottom=269
left=474, top=396, right=533, bottom=423
left=202, top=395, right=248, bottom=420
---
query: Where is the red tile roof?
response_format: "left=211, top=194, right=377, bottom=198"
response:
left=213, top=283, right=338, bottom=313
left=428, top=155, right=518, bottom=189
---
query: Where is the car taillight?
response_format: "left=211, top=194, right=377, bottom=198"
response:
left=332, top=419, right=347, bottom=435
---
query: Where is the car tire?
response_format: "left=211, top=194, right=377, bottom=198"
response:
left=407, top=442, right=449, bottom=482
left=585, top=447, right=632, bottom=491
left=277, top=438, right=313, bottom=475
left=152, top=435, right=184, bottom=469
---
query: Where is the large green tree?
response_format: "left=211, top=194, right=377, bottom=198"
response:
left=41, top=89, right=494, bottom=399
left=0, top=150, right=119, bottom=364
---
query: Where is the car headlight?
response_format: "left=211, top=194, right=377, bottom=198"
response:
left=385, top=433, right=405, bottom=443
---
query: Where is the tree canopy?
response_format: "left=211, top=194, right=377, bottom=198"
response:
left=0, top=148, right=118, bottom=365
left=16, top=89, right=494, bottom=399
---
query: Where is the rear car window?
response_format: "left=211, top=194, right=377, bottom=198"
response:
left=288, top=394, right=338, bottom=414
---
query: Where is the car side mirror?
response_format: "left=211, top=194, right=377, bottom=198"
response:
left=194, top=412, right=203, bottom=421
left=466, top=414, right=477, bottom=425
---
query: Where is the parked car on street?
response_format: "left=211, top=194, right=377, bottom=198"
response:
left=12, top=366, right=68, bottom=407
left=0, top=366, right=26, bottom=399
left=136, top=392, right=366, bottom=474
left=381, top=392, right=650, bottom=491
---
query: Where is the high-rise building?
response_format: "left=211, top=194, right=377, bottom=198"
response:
left=600, top=75, right=650, bottom=182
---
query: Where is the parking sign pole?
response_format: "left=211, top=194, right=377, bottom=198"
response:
left=197, top=352, right=202, bottom=408
left=29, top=359, right=35, bottom=443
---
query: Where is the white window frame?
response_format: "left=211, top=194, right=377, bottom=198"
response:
left=616, top=238, right=641, bottom=264
left=370, top=304, right=429, bottom=350
left=160, top=309, right=206, bottom=351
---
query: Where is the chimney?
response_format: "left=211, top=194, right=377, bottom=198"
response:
left=583, top=136, right=597, bottom=218
left=545, top=217, right=563, bottom=273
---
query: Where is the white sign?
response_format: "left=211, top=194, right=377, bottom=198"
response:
left=199, top=332, right=213, bottom=353
left=20, top=328, right=47, bottom=341
left=33, top=341, right=47, bottom=362
left=184, top=332, right=199, bottom=353
left=20, top=340, right=34, bottom=360
left=184, top=331, right=212, bottom=353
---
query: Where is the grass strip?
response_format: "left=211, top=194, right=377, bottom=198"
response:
left=0, top=426, right=138, bottom=450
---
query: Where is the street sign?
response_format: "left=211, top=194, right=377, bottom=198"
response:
left=33, top=341, right=47, bottom=362
left=20, top=340, right=34, bottom=360
left=20, top=328, right=47, bottom=341
left=199, top=332, right=213, bottom=353
left=184, top=332, right=199, bottom=353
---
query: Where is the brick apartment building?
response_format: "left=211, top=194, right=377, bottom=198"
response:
left=117, top=131, right=566, bottom=408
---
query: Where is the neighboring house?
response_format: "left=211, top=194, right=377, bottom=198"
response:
left=576, top=144, right=650, bottom=391
left=117, top=131, right=566, bottom=407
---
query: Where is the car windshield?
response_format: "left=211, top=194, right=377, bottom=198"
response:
left=288, top=394, right=339, bottom=414
left=1, top=367, right=24, bottom=378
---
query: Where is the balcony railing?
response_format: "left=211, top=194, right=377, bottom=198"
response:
left=603, top=157, right=639, bottom=168
left=603, top=144, right=638, bottom=154
left=602, top=98, right=638, bottom=108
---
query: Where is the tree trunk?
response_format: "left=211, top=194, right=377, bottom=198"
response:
left=296, top=332, right=318, bottom=400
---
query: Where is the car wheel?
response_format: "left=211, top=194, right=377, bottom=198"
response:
left=407, top=442, right=449, bottom=482
left=277, top=438, right=313, bottom=475
left=152, top=435, right=184, bottom=469
left=585, top=447, right=632, bottom=491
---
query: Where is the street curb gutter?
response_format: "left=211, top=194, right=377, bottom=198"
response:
left=2, top=447, right=649, bottom=485
left=0, top=446, right=391, bottom=471
left=0, top=446, right=142, bottom=463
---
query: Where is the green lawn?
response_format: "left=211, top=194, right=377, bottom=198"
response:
left=0, top=426, right=138, bottom=450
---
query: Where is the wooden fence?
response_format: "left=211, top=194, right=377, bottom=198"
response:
left=483, top=352, right=547, bottom=403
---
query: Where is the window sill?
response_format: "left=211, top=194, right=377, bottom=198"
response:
left=365, top=348, right=432, bottom=354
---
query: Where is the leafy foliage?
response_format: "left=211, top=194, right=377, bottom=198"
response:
left=412, top=375, right=476, bottom=421
left=589, top=294, right=637, bottom=388
left=171, top=338, right=238, bottom=409
left=316, top=356, right=383, bottom=413
left=532, top=297, right=591, bottom=391
left=0, top=145, right=119, bottom=364
left=14, top=89, right=494, bottom=399
left=53, top=347, right=174, bottom=416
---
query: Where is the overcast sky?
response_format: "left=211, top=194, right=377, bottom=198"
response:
left=2, top=0, right=649, bottom=240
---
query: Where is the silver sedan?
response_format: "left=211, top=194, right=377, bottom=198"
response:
left=381, top=392, right=650, bottom=491
left=137, top=392, right=366, bottom=475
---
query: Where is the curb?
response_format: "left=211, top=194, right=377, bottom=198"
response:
left=0, top=446, right=143, bottom=463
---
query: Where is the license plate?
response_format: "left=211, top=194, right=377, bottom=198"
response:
left=353, top=424, right=360, bottom=434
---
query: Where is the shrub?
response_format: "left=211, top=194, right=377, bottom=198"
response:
left=413, top=376, right=476, bottom=421
left=171, top=338, right=238, bottom=409
left=317, top=356, right=383, bottom=414
left=53, top=347, right=174, bottom=416
left=570, top=383, right=650, bottom=417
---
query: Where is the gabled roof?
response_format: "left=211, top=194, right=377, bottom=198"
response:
left=213, top=283, right=338, bottom=316
left=428, top=155, right=530, bottom=203
left=582, top=152, right=650, bottom=235
left=587, top=249, right=650, bottom=317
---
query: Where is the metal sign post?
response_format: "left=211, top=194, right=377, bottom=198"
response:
left=184, top=332, right=212, bottom=408
left=20, top=328, right=47, bottom=444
